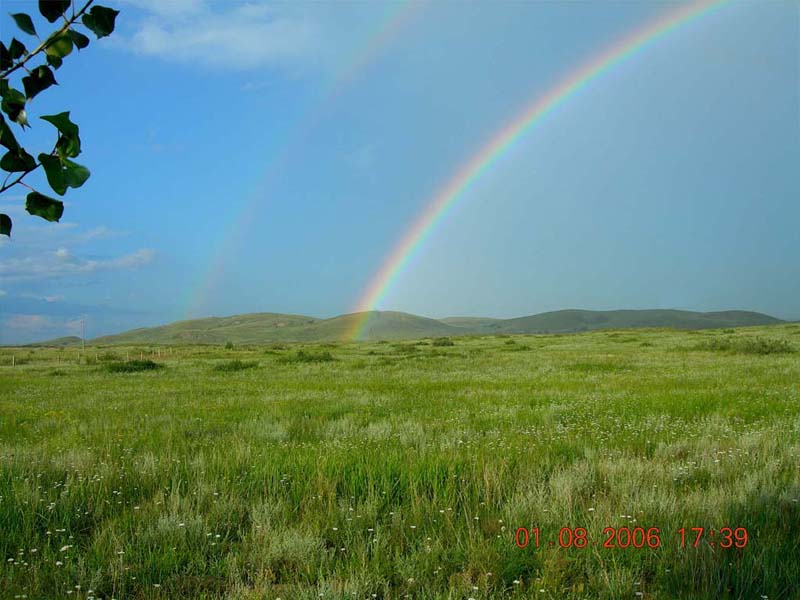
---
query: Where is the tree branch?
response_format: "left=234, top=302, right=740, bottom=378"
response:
left=1, top=1, right=95, bottom=80
left=0, top=163, right=40, bottom=195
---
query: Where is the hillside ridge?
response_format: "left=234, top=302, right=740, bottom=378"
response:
left=24, top=308, right=785, bottom=346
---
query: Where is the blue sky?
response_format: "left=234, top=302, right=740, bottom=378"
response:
left=1, top=0, right=798, bottom=343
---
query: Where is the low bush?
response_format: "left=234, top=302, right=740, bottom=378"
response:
left=105, top=360, right=162, bottom=373
left=279, top=350, right=335, bottom=364
left=432, top=337, right=455, bottom=347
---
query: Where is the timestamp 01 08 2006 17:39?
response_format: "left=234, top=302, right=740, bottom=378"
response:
left=514, top=526, right=749, bottom=550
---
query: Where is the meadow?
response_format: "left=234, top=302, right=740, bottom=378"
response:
left=1, top=325, right=799, bottom=599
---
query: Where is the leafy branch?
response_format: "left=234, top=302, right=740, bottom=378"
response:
left=0, top=0, right=119, bottom=237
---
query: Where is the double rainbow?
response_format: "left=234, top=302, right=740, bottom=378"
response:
left=186, top=2, right=424, bottom=318
left=347, top=0, right=729, bottom=341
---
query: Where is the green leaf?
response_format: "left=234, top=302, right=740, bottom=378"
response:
left=82, top=6, right=119, bottom=39
left=1, top=86, right=27, bottom=125
left=0, top=147, right=36, bottom=172
left=47, top=54, right=63, bottom=70
left=22, top=65, right=57, bottom=100
left=56, top=134, right=80, bottom=158
left=68, top=29, right=90, bottom=50
left=9, top=38, right=27, bottom=60
left=45, top=31, right=73, bottom=59
left=37, top=153, right=90, bottom=194
left=0, top=114, right=20, bottom=150
left=39, top=153, right=67, bottom=195
left=38, top=0, right=71, bottom=23
left=0, top=213, right=11, bottom=237
left=26, top=191, right=64, bottom=222
left=10, top=13, right=36, bottom=36
left=63, top=158, right=90, bottom=188
left=40, top=111, right=79, bottom=137
left=41, top=111, right=81, bottom=157
left=0, top=43, right=11, bottom=71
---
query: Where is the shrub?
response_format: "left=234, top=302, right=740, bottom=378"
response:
left=224, top=341, right=235, bottom=350
left=213, top=360, right=259, bottom=372
left=432, top=337, right=455, bottom=347
left=279, top=350, right=335, bottom=364
left=105, top=360, right=162, bottom=373
left=97, top=351, right=121, bottom=362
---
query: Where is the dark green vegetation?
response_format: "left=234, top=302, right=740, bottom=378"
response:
left=30, top=308, right=785, bottom=346
left=104, top=359, right=161, bottom=373
left=1, top=324, right=799, bottom=598
left=1, top=1, right=119, bottom=237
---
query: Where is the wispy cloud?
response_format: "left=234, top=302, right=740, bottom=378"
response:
left=0, top=248, right=156, bottom=281
left=121, top=1, right=320, bottom=70
left=21, top=292, right=65, bottom=303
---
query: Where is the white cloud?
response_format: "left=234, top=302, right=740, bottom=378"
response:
left=0, top=289, right=6, bottom=297
left=0, top=248, right=156, bottom=281
left=123, top=2, right=320, bottom=70
left=121, top=0, right=206, bottom=18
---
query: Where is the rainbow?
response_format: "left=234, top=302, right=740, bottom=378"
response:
left=186, top=1, right=424, bottom=318
left=347, top=0, right=730, bottom=341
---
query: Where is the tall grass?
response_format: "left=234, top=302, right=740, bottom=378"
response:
left=0, top=324, right=798, bottom=598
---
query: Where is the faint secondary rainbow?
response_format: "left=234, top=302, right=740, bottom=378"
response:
left=347, top=0, right=729, bottom=341
left=186, top=1, right=424, bottom=318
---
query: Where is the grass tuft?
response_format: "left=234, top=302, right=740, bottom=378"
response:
left=213, top=359, right=259, bottom=372
left=695, top=336, right=795, bottom=355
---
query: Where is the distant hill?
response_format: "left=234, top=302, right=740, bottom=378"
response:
left=27, top=308, right=784, bottom=346
left=24, top=335, right=82, bottom=348
left=491, top=309, right=783, bottom=334
left=90, top=313, right=319, bottom=345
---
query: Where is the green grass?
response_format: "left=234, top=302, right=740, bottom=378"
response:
left=1, top=325, right=798, bottom=599
left=694, top=335, right=795, bottom=355
left=212, top=360, right=259, bottom=372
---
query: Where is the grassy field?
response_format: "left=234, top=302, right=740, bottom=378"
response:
left=1, top=325, right=799, bottom=599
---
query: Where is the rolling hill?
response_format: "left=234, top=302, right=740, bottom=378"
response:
left=24, top=336, right=83, bottom=348
left=491, top=309, right=783, bottom=334
left=22, top=308, right=784, bottom=346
